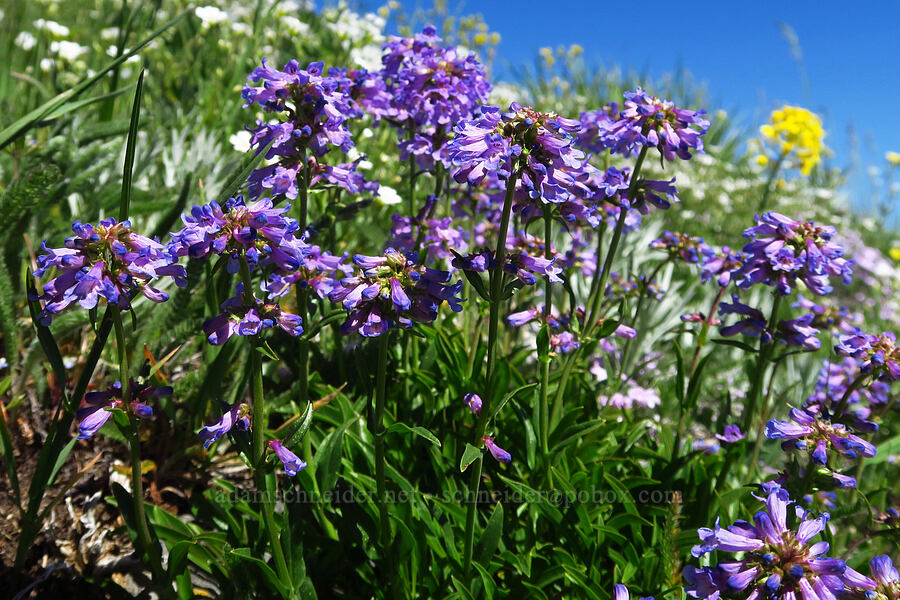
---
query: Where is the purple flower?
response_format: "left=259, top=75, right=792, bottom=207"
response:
left=76, top=380, right=170, bottom=440
left=600, top=382, right=661, bottom=410
left=361, top=26, right=491, bottom=169
left=169, top=197, right=307, bottom=274
left=715, top=425, right=746, bottom=443
left=329, top=248, right=465, bottom=337
left=602, top=88, right=709, bottom=161
left=464, top=393, right=482, bottom=415
left=198, top=403, right=251, bottom=449
left=34, top=219, right=186, bottom=325
left=550, top=331, right=580, bottom=354
left=482, top=436, right=512, bottom=464
left=649, top=231, right=714, bottom=264
left=204, top=283, right=303, bottom=345
left=268, top=440, right=307, bottom=476
left=701, top=246, right=744, bottom=287
left=613, top=584, right=654, bottom=600
left=575, top=104, right=619, bottom=154
left=685, top=489, right=847, bottom=600
left=841, top=555, right=899, bottom=599
left=735, top=212, right=853, bottom=296
left=387, top=198, right=469, bottom=261
left=804, top=358, right=885, bottom=432
left=777, top=313, right=822, bottom=351
left=718, top=294, right=771, bottom=342
left=835, top=329, right=900, bottom=381
left=263, top=245, right=352, bottom=301
left=766, top=405, right=877, bottom=471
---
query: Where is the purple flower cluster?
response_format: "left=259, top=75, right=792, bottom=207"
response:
left=203, top=283, right=303, bottom=345
left=387, top=196, right=469, bottom=261
left=34, top=219, right=186, bottom=325
left=606, top=272, right=665, bottom=302
left=649, top=231, right=714, bottom=264
left=198, top=403, right=251, bottom=449
left=363, top=25, right=491, bottom=169
left=718, top=294, right=821, bottom=351
left=601, top=88, right=709, bottom=160
left=169, top=197, right=307, bottom=274
left=328, top=248, right=464, bottom=337
left=77, top=380, right=171, bottom=440
left=804, top=358, right=887, bottom=431
left=263, top=245, right=352, bottom=301
left=701, top=246, right=744, bottom=287
left=835, top=330, right=900, bottom=381
left=303, top=155, right=379, bottom=197
left=685, top=489, right=850, bottom=600
left=766, top=406, right=876, bottom=482
left=448, top=103, right=590, bottom=213
left=575, top=104, right=619, bottom=154
left=736, top=212, right=853, bottom=296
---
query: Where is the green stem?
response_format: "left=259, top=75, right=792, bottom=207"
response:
left=238, top=254, right=290, bottom=589
left=539, top=209, right=552, bottom=467
left=832, top=372, right=868, bottom=422
left=113, top=310, right=173, bottom=598
left=619, top=258, right=668, bottom=378
left=373, top=332, right=392, bottom=581
left=742, top=294, right=783, bottom=432
left=462, top=169, right=518, bottom=577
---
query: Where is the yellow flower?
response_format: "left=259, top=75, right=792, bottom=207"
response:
left=754, top=105, right=826, bottom=177
left=473, top=32, right=487, bottom=45
left=890, top=248, right=900, bottom=261
left=755, top=155, right=770, bottom=167
left=886, top=151, right=900, bottom=166
left=539, top=47, right=554, bottom=67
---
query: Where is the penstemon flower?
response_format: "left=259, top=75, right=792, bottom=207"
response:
left=804, top=358, right=886, bottom=433
left=834, top=330, right=900, bottom=381
left=614, top=583, right=655, bottom=600
left=716, top=425, right=746, bottom=443
left=198, top=403, right=251, bottom=449
left=766, top=405, right=877, bottom=470
left=649, top=231, right=714, bottom=264
left=263, top=245, right=352, bottom=301
left=701, top=246, right=744, bottom=287
left=362, top=25, right=492, bottom=169
left=203, top=283, right=303, bottom=345
left=268, top=440, right=307, bottom=476
left=169, top=197, right=307, bottom=274
left=685, top=489, right=849, bottom=600
left=840, top=555, right=900, bottom=600
left=34, top=218, right=186, bottom=325
left=329, top=248, right=464, bottom=337
left=735, top=212, right=853, bottom=296
left=602, top=88, right=709, bottom=161
left=77, top=380, right=172, bottom=440
left=482, top=436, right=512, bottom=463
left=464, top=393, right=482, bottom=415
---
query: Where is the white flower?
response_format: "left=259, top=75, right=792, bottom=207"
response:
left=195, top=6, right=228, bottom=26
left=39, top=58, right=54, bottom=72
left=361, top=128, right=374, bottom=139
left=349, top=44, right=383, bottom=71
left=231, top=22, right=251, bottom=35
left=280, top=16, right=309, bottom=35
left=101, top=27, right=119, bottom=40
left=489, top=82, right=528, bottom=108
left=15, top=31, right=37, bottom=51
left=376, top=185, right=402, bottom=205
left=33, top=19, right=70, bottom=37
left=0, top=357, right=8, bottom=370
left=229, top=130, right=252, bottom=153
left=50, top=41, right=88, bottom=61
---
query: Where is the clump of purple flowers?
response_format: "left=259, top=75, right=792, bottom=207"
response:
left=263, top=245, right=352, bottom=301
left=169, top=197, right=307, bottom=274
left=835, top=330, right=900, bottom=381
left=602, top=88, right=709, bottom=161
left=649, top=231, right=714, bottom=264
left=241, top=59, right=358, bottom=199
left=736, top=212, right=853, bottom=296
left=328, top=248, right=464, bottom=337
left=34, top=218, right=186, bottom=325
left=718, top=294, right=822, bottom=351
left=204, top=283, right=303, bottom=345
left=77, top=380, right=171, bottom=440
left=701, top=246, right=744, bottom=287
left=685, top=489, right=849, bottom=600
left=363, top=25, right=492, bottom=169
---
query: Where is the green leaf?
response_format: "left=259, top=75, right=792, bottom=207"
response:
left=26, top=271, right=67, bottom=395
left=475, top=502, right=504, bottom=566
left=460, top=443, right=482, bottom=473
left=0, top=9, right=188, bottom=150
left=279, top=402, right=314, bottom=449
left=537, top=324, right=550, bottom=364
left=711, top=338, right=758, bottom=353
left=48, top=438, right=77, bottom=487
left=596, top=319, right=620, bottom=339
left=0, top=383, right=20, bottom=509
left=255, top=341, right=280, bottom=361
left=118, top=69, right=144, bottom=221
left=489, top=382, right=537, bottom=422
left=316, top=419, right=351, bottom=492
left=386, top=422, right=441, bottom=447
left=462, top=268, right=489, bottom=301
left=501, top=278, right=525, bottom=300
left=228, top=548, right=291, bottom=597
left=42, top=85, right=134, bottom=121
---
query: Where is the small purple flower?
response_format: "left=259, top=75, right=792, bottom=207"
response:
left=685, top=489, right=847, bottom=600
left=602, top=88, right=709, bottom=161
left=718, top=294, right=771, bottom=342
left=34, top=219, right=186, bottom=325
left=715, top=425, right=746, bottom=443
left=835, top=329, right=900, bottom=381
left=777, top=313, right=822, bottom=351
left=329, top=248, right=464, bottom=337
left=198, top=403, right=251, bottom=449
left=464, top=393, right=482, bottom=415
left=204, top=283, right=303, bottom=345
left=649, top=231, right=714, bottom=264
left=841, top=555, right=899, bottom=599
left=76, top=380, right=170, bottom=440
left=550, top=331, right=580, bottom=354
left=735, top=212, right=853, bottom=296
left=268, top=439, right=307, bottom=476
left=482, top=436, right=512, bottom=464
left=701, top=246, right=744, bottom=287
left=613, top=583, right=655, bottom=600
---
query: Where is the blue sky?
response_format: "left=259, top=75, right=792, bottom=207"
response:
left=384, top=0, right=900, bottom=214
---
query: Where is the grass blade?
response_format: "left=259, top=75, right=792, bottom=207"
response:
left=119, top=69, right=145, bottom=221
